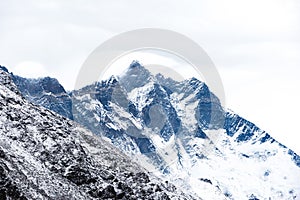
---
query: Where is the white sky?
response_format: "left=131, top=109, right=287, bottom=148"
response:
left=0, top=0, right=299, bottom=154
left=102, top=50, right=204, bottom=82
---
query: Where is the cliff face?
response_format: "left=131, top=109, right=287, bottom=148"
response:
left=11, top=75, right=73, bottom=120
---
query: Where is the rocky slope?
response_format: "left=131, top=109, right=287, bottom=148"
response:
left=0, top=67, right=195, bottom=199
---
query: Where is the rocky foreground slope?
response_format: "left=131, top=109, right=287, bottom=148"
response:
left=0, top=68, right=195, bottom=199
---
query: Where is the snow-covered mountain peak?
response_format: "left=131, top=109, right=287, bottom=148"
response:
left=119, top=61, right=154, bottom=92
left=129, top=60, right=143, bottom=69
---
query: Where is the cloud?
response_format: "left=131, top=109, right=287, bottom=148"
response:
left=12, top=61, right=49, bottom=78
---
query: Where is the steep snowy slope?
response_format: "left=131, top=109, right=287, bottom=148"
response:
left=0, top=67, right=195, bottom=199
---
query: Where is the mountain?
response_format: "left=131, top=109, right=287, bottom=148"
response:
left=2, top=62, right=300, bottom=199
left=71, top=62, right=300, bottom=199
left=0, top=67, right=195, bottom=199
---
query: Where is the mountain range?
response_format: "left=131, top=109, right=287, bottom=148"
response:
left=0, top=63, right=299, bottom=199
left=0, top=65, right=196, bottom=200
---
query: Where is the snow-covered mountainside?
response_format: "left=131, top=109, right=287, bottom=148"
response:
left=2, top=62, right=300, bottom=199
left=72, top=61, right=300, bottom=200
left=0, top=67, right=195, bottom=199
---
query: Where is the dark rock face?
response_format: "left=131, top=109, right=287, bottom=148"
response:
left=224, top=112, right=261, bottom=141
left=0, top=66, right=9, bottom=73
left=11, top=75, right=73, bottom=120
left=0, top=69, right=195, bottom=199
left=0, top=162, right=27, bottom=200
left=288, top=149, right=300, bottom=167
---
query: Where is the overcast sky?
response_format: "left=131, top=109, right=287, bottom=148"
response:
left=0, top=0, right=299, bottom=154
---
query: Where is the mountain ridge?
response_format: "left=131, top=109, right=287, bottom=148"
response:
left=1, top=64, right=300, bottom=199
